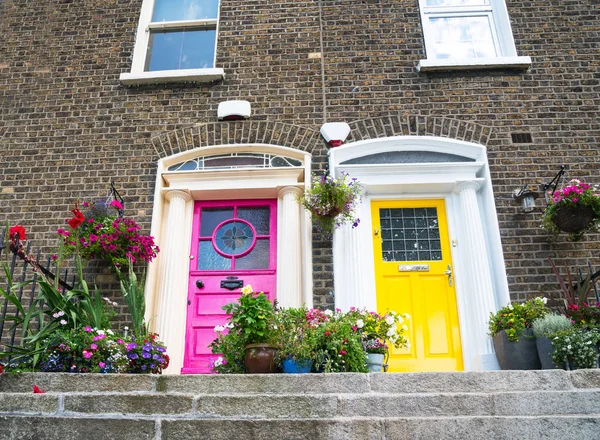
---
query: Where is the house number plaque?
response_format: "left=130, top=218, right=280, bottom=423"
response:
left=398, top=264, right=430, bottom=272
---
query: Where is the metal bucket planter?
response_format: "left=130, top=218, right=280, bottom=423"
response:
left=493, top=329, right=541, bottom=370
left=366, top=353, right=385, bottom=373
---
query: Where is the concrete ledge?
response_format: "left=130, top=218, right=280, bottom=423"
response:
left=195, top=394, right=338, bottom=418
left=569, top=369, right=600, bottom=389
left=119, top=68, right=225, bottom=86
left=64, top=394, right=194, bottom=415
left=492, top=390, right=600, bottom=416
left=369, top=371, right=572, bottom=393
left=0, top=373, right=157, bottom=393
left=0, top=415, right=156, bottom=440
left=157, top=373, right=371, bottom=394
left=0, top=394, right=58, bottom=414
left=417, top=56, right=532, bottom=72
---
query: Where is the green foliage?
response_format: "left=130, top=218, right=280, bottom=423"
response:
left=116, top=264, right=147, bottom=339
left=532, top=313, right=573, bottom=338
left=550, top=329, right=600, bottom=369
left=488, top=297, right=548, bottom=342
left=274, top=307, right=318, bottom=363
left=222, top=285, right=276, bottom=345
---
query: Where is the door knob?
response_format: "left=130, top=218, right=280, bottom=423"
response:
left=196, top=280, right=204, bottom=289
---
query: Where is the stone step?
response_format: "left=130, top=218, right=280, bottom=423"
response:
left=2, top=369, right=598, bottom=394
left=1, top=415, right=600, bottom=440
left=1, top=390, right=599, bottom=419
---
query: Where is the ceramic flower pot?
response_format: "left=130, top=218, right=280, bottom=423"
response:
left=282, top=357, right=312, bottom=374
left=244, top=343, right=277, bottom=374
left=535, top=336, right=559, bottom=370
left=493, top=329, right=541, bottom=370
left=366, top=353, right=385, bottom=373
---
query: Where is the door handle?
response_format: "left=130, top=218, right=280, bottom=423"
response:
left=196, top=280, right=204, bottom=289
left=445, top=265, right=453, bottom=287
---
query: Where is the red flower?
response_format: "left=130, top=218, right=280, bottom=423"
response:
left=0, top=364, right=4, bottom=374
left=9, top=225, right=27, bottom=241
left=67, top=207, right=85, bottom=229
left=32, top=385, right=45, bottom=394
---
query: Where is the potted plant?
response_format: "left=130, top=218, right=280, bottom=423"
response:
left=541, top=179, right=600, bottom=240
left=274, top=308, right=317, bottom=373
left=532, top=313, right=573, bottom=369
left=364, top=338, right=387, bottom=372
left=551, top=329, right=600, bottom=370
left=221, top=284, right=277, bottom=374
left=298, top=172, right=362, bottom=236
left=488, top=297, right=548, bottom=370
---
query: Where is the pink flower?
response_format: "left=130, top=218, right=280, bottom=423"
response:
left=90, top=343, right=98, bottom=350
left=340, top=350, right=347, bottom=356
left=82, top=351, right=92, bottom=359
left=98, top=362, right=106, bottom=369
left=110, top=200, right=123, bottom=210
left=85, top=326, right=92, bottom=332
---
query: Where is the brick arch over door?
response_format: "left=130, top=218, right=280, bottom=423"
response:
left=150, top=121, right=324, bottom=160
left=345, top=115, right=493, bottom=147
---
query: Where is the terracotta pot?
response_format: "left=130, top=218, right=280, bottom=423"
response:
left=552, top=204, right=595, bottom=233
left=493, top=329, right=541, bottom=370
left=244, top=343, right=277, bottom=374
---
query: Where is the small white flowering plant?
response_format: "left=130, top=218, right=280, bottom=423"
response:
left=346, top=308, right=410, bottom=355
left=550, top=329, right=600, bottom=369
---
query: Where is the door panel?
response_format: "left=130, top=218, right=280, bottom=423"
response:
left=372, top=199, right=463, bottom=372
left=182, top=199, right=277, bottom=374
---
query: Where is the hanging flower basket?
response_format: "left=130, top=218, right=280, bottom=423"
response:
left=298, top=172, right=362, bottom=236
left=541, top=179, right=600, bottom=241
left=551, top=204, right=595, bottom=233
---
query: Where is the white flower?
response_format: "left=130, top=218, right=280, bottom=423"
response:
left=241, top=284, right=253, bottom=295
left=214, top=357, right=224, bottom=367
left=324, top=309, right=334, bottom=317
left=507, top=304, right=513, bottom=310
left=214, top=325, right=226, bottom=333
left=273, top=325, right=278, bottom=330
left=226, top=323, right=234, bottom=329
left=106, top=329, right=114, bottom=335
left=396, top=316, right=404, bottom=325
left=567, top=345, right=572, bottom=350
left=112, top=302, right=118, bottom=307
left=403, top=313, right=411, bottom=320
left=60, top=319, right=67, bottom=325
left=97, top=330, right=105, bottom=335
left=356, top=319, right=364, bottom=329
left=401, top=325, right=408, bottom=331
left=53, top=312, right=60, bottom=318
left=386, top=327, right=396, bottom=337
left=385, top=316, right=395, bottom=325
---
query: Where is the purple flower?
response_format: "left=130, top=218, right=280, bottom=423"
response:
left=85, top=326, right=92, bottom=332
left=82, top=351, right=92, bottom=359
left=142, top=352, right=151, bottom=359
left=127, top=353, right=139, bottom=360
left=126, top=343, right=138, bottom=351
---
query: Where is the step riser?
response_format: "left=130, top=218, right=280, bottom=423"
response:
left=2, top=369, right=596, bottom=394
left=1, top=416, right=600, bottom=440
left=2, top=391, right=600, bottom=418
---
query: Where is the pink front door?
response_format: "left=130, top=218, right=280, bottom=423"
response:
left=182, top=199, right=277, bottom=373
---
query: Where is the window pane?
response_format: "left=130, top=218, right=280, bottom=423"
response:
left=214, top=221, right=254, bottom=256
left=429, top=16, right=496, bottom=59
left=200, top=208, right=233, bottom=236
left=198, top=240, right=230, bottom=270
left=425, top=0, right=489, bottom=6
left=236, top=239, right=270, bottom=270
left=237, top=207, right=270, bottom=235
left=147, top=29, right=216, bottom=71
left=152, top=0, right=218, bottom=21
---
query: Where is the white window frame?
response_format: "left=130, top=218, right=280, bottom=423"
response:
left=120, top=0, right=225, bottom=86
left=417, top=0, right=531, bottom=72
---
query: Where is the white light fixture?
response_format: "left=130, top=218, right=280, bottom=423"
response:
left=512, top=186, right=540, bottom=213
left=320, top=122, right=351, bottom=148
left=217, top=100, right=251, bottom=121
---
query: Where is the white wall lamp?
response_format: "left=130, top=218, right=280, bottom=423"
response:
left=512, top=186, right=540, bottom=213
left=217, top=100, right=251, bottom=121
left=320, top=122, right=351, bottom=148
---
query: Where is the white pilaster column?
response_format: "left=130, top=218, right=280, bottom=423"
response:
left=277, top=186, right=303, bottom=308
left=155, top=190, right=192, bottom=374
left=456, top=181, right=499, bottom=370
left=333, top=195, right=376, bottom=312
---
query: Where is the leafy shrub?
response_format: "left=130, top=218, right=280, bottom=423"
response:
left=532, top=313, right=573, bottom=338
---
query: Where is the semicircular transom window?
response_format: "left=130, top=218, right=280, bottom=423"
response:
left=168, top=152, right=303, bottom=172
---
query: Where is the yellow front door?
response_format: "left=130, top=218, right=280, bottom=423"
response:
left=371, top=199, right=463, bottom=372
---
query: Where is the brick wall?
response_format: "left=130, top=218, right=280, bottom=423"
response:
left=1, top=0, right=599, bottom=312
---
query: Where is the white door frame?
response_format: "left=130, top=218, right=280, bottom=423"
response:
left=329, top=136, right=509, bottom=371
